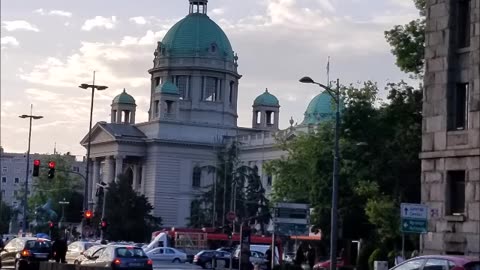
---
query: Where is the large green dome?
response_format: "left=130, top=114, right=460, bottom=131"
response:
left=113, top=89, right=136, bottom=105
left=302, top=92, right=338, bottom=125
left=254, top=89, right=279, bottom=107
left=161, top=13, right=234, bottom=60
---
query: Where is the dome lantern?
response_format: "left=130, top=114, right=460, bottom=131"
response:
left=189, top=0, right=208, bottom=14
left=252, top=88, right=280, bottom=131
left=111, top=89, right=136, bottom=124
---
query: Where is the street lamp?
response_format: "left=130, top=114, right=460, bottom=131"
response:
left=300, top=76, right=340, bottom=270
left=79, top=71, right=108, bottom=211
left=19, top=105, right=43, bottom=235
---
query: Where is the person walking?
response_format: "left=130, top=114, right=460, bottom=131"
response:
left=307, top=245, right=315, bottom=270
left=295, top=246, right=305, bottom=267
left=52, top=237, right=68, bottom=263
left=266, top=246, right=273, bottom=270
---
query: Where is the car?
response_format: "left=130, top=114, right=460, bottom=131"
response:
left=73, top=245, right=106, bottom=265
left=389, top=256, right=480, bottom=270
left=194, top=250, right=232, bottom=269
left=0, top=237, right=52, bottom=270
left=216, top=247, right=235, bottom=253
left=81, top=245, right=153, bottom=270
left=313, top=258, right=346, bottom=270
left=146, top=247, right=187, bottom=263
left=65, top=241, right=100, bottom=263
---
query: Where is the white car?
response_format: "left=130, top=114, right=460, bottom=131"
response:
left=147, top=247, right=187, bottom=263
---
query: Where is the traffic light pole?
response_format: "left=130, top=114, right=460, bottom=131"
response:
left=100, top=188, right=107, bottom=241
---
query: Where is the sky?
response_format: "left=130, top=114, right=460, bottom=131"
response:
left=0, top=0, right=419, bottom=157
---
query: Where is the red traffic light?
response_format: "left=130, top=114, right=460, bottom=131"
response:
left=34, top=160, right=41, bottom=166
left=48, top=221, right=54, bottom=228
left=48, top=161, right=56, bottom=169
left=84, top=210, right=93, bottom=219
left=101, top=220, right=107, bottom=228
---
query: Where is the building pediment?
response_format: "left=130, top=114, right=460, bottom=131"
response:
left=80, top=122, right=146, bottom=147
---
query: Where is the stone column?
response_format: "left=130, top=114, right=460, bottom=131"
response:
left=116, top=110, right=122, bottom=124
left=131, top=110, right=136, bottom=124
left=141, top=164, right=146, bottom=194
left=105, top=156, right=115, bottom=183
left=132, top=164, right=139, bottom=191
left=115, top=155, right=124, bottom=182
left=274, top=110, right=280, bottom=129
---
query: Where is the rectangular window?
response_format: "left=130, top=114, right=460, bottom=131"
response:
left=457, top=0, right=471, bottom=48
left=192, top=167, right=201, bottom=187
left=14, top=178, right=19, bottom=183
left=447, top=171, right=465, bottom=215
left=154, top=100, right=160, bottom=116
left=229, top=81, right=234, bottom=105
left=2, top=167, right=7, bottom=174
left=155, top=77, right=162, bottom=86
left=204, top=77, right=220, bottom=101
left=2, top=177, right=6, bottom=183
left=448, top=83, right=469, bottom=130
left=176, top=76, right=189, bottom=100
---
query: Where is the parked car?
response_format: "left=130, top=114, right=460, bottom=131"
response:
left=65, top=241, right=99, bottom=263
left=216, top=247, right=235, bottom=253
left=389, top=256, right=480, bottom=270
left=194, top=250, right=232, bottom=269
left=81, top=245, right=152, bottom=270
left=0, top=237, right=52, bottom=270
left=232, top=249, right=268, bottom=269
left=73, top=245, right=106, bottom=265
left=146, top=247, right=187, bottom=263
left=313, top=258, right=346, bottom=270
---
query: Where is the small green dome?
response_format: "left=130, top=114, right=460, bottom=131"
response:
left=253, top=89, right=279, bottom=107
left=161, top=13, right=234, bottom=60
left=155, top=81, right=179, bottom=95
left=302, top=92, right=341, bottom=125
left=113, top=89, right=135, bottom=105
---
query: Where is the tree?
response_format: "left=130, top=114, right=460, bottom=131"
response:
left=26, top=154, right=84, bottom=230
left=267, top=81, right=422, bottom=248
left=384, top=0, right=426, bottom=77
left=190, top=142, right=271, bottom=233
left=0, top=200, right=13, bottom=234
left=102, top=174, right=161, bottom=242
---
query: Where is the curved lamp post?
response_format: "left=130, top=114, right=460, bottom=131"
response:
left=300, top=77, right=340, bottom=270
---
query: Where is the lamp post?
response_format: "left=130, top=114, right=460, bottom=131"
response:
left=79, top=71, right=108, bottom=211
left=19, top=105, right=43, bottom=235
left=300, top=77, right=340, bottom=270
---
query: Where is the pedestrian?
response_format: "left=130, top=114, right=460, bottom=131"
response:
left=52, top=237, right=68, bottom=263
left=307, top=245, right=315, bottom=270
left=295, top=246, right=305, bottom=266
left=266, top=246, right=272, bottom=270
left=411, top=250, right=419, bottom=258
left=395, top=252, right=405, bottom=265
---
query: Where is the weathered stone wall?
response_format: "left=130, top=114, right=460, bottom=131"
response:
left=421, top=0, right=480, bottom=255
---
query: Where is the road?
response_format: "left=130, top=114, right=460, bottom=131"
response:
left=153, top=262, right=203, bottom=269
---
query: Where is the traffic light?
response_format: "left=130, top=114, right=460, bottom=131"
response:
left=33, top=160, right=40, bottom=177
left=48, top=221, right=55, bottom=234
left=84, top=210, right=93, bottom=225
left=100, top=219, right=108, bottom=231
left=47, top=161, right=56, bottom=179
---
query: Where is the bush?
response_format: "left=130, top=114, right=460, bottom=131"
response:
left=368, top=248, right=388, bottom=270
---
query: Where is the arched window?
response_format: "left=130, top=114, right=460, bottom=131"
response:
left=192, top=167, right=201, bottom=187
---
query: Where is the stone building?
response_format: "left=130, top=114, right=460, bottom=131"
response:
left=80, top=0, right=336, bottom=227
left=421, top=0, right=480, bottom=255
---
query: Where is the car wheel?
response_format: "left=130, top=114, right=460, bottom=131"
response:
left=205, top=261, right=212, bottom=269
left=173, top=258, right=181, bottom=263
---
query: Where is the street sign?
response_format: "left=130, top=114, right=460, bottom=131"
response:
left=273, top=203, right=310, bottom=236
left=226, top=211, right=236, bottom=222
left=400, top=203, right=427, bottom=219
left=401, top=218, right=427, bottom=233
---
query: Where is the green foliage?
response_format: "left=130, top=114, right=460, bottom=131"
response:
left=191, top=142, right=270, bottom=232
left=384, top=0, right=426, bottom=76
left=368, top=249, right=388, bottom=270
left=267, top=81, right=422, bottom=248
left=26, top=154, right=84, bottom=229
left=102, top=174, right=161, bottom=242
left=0, top=201, right=13, bottom=234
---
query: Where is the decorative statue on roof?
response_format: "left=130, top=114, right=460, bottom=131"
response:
left=34, top=199, right=58, bottom=225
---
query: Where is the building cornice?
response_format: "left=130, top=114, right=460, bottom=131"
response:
left=419, top=148, right=480, bottom=159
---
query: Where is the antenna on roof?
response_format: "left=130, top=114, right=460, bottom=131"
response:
left=326, top=56, right=331, bottom=87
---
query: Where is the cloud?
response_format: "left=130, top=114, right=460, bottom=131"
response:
left=24, top=88, right=62, bottom=102
left=49, top=10, right=73, bottom=17
left=211, top=8, right=225, bottom=15
left=120, top=30, right=167, bottom=46
left=81, top=16, right=117, bottom=31
left=34, top=8, right=72, bottom=17
left=2, top=20, right=39, bottom=32
left=1, top=36, right=20, bottom=48
left=129, top=16, right=147, bottom=25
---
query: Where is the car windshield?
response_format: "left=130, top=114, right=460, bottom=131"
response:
left=116, top=247, right=148, bottom=258
left=25, top=240, right=51, bottom=251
